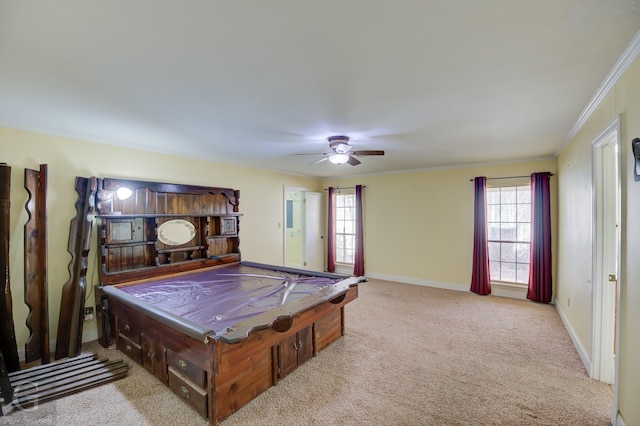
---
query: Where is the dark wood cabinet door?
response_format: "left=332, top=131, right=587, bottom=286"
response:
left=297, top=326, right=313, bottom=365
left=277, top=326, right=314, bottom=379
left=278, top=334, right=299, bottom=378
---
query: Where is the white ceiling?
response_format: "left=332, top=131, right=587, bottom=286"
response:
left=1, top=1, right=640, bottom=178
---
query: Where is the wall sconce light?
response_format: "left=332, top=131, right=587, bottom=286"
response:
left=633, top=138, right=640, bottom=182
left=96, top=185, right=133, bottom=213
left=115, top=186, right=133, bottom=200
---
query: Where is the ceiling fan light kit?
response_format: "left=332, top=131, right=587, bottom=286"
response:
left=296, top=135, right=385, bottom=167
left=328, top=153, right=350, bottom=164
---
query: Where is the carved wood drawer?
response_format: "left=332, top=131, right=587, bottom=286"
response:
left=117, top=319, right=141, bottom=344
left=166, top=348, right=206, bottom=388
left=168, top=367, right=208, bottom=418
left=117, top=334, right=143, bottom=365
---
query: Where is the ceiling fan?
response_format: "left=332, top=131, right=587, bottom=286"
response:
left=297, top=135, right=385, bottom=166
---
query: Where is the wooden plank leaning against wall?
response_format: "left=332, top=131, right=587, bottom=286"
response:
left=0, top=162, right=20, bottom=372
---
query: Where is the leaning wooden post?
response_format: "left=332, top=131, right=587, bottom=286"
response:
left=0, top=163, right=20, bottom=372
left=55, top=176, right=97, bottom=359
left=24, top=164, right=50, bottom=363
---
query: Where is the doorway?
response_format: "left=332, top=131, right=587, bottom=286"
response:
left=591, top=117, right=620, bottom=390
left=283, top=187, right=323, bottom=271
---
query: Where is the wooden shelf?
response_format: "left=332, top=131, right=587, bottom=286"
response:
left=102, top=265, right=158, bottom=276
left=208, top=253, right=240, bottom=260
left=99, top=214, right=240, bottom=275
left=98, top=213, right=243, bottom=219
left=157, top=246, right=205, bottom=254
left=104, top=241, right=155, bottom=248
left=96, top=178, right=242, bottom=284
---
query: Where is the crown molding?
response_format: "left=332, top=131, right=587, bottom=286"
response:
left=560, top=30, right=640, bottom=152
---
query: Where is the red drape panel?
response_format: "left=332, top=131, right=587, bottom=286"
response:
left=327, top=187, right=336, bottom=272
left=527, top=172, right=552, bottom=303
left=353, top=185, right=365, bottom=276
left=470, top=176, right=491, bottom=295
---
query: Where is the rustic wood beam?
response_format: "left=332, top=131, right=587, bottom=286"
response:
left=23, top=164, right=50, bottom=364
left=0, top=162, right=20, bottom=372
left=55, top=176, right=97, bottom=360
left=0, top=350, right=13, bottom=414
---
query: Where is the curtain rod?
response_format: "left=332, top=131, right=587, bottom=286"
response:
left=468, top=173, right=554, bottom=182
left=323, top=185, right=367, bottom=191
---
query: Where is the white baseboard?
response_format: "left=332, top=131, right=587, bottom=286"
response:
left=616, top=412, right=627, bottom=426
left=364, top=272, right=468, bottom=292
left=81, top=327, right=99, bottom=344
left=554, top=298, right=592, bottom=374
left=365, top=272, right=530, bottom=301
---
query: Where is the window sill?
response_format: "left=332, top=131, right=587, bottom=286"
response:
left=490, top=281, right=527, bottom=300
left=333, top=263, right=353, bottom=275
left=491, top=280, right=527, bottom=289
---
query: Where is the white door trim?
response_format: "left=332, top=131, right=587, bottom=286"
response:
left=590, top=116, right=622, bottom=423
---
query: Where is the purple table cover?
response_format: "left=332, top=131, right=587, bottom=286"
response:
left=119, top=264, right=342, bottom=335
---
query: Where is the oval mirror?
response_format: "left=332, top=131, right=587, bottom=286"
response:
left=157, top=219, right=196, bottom=246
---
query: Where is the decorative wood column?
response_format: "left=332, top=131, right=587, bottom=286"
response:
left=24, top=164, right=50, bottom=363
left=55, top=176, right=97, bottom=359
left=0, top=163, right=20, bottom=372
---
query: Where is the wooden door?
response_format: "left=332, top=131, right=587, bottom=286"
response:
left=304, top=192, right=323, bottom=271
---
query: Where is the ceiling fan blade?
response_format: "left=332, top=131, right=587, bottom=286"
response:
left=310, top=157, right=329, bottom=165
left=350, top=150, right=385, bottom=156
left=347, top=156, right=361, bottom=166
left=296, top=152, right=329, bottom=156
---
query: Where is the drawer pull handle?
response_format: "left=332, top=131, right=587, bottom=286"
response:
left=178, top=360, right=187, bottom=370
left=181, top=385, right=190, bottom=399
left=125, top=345, right=132, bottom=352
left=124, top=324, right=131, bottom=332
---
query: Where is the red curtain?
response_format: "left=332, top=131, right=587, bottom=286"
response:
left=527, top=172, right=552, bottom=303
left=327, top=187, right=336, bottom=272
left=353, top=185, right=365, bottom=276
left=470, top=176, right=491, bottom=295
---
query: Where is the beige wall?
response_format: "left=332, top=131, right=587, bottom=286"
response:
left=323, top=158, right=557, bottom=291
left=0, top=127, right=320, bottom=353
left=557, top=55, right=640, bottom=424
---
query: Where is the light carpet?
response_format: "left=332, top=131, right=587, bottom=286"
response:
left=0, top=279, right=612, bottom=425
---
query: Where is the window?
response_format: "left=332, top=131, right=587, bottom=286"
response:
left=487, top=185, right=531, bottom=284
left=334, top=193, right=356, bottom=264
